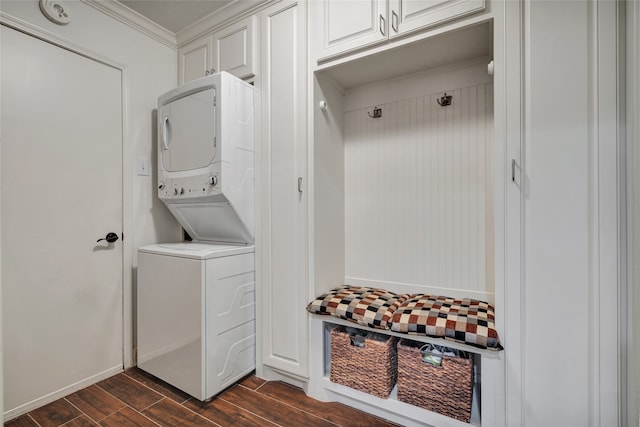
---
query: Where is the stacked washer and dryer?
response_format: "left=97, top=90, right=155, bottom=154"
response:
left=137, top=72, right=256, bottom=401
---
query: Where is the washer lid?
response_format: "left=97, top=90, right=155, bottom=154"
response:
left=138, top=242, right=254, bottom=259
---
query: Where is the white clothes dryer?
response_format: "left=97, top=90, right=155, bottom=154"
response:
left=156, top=72, right=255, bottom=244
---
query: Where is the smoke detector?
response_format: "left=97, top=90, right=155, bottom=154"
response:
left=39, top=0, right=71, bottom=25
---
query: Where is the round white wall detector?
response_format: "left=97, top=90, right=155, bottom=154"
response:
left=39, top=0, right=71, bottom=25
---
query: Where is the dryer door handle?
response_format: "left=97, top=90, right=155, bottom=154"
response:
left=161, top=116, right=171, bottom=150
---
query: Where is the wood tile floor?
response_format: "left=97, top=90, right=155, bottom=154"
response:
left=4, top=369, right=399, bottom=427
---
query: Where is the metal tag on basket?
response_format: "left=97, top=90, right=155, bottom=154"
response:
left=420, top=343, right=467, bottom=367
left=346, top=327, right=369, bottom=347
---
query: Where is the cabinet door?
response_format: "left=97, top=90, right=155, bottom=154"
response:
left=258, top=0, right=308, bottom=378
left=388, top=0, right=485, bottom=37
left=178, top=36, right=213, bottom=85
left=318, top=0, right=387, bottom=61
left=211, top=16, right=257, bottom=80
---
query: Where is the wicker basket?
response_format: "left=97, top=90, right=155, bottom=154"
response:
left=397, top=339, right=473, bottom=422
left=330, top=326, right=397, bottom=398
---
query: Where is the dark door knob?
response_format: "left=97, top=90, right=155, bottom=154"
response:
left=97, top=232, right=119, bottom=243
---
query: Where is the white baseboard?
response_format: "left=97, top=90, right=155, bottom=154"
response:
left=3, top=365, right=123, bottom=422
left=255, top=364, right=306, bottom=389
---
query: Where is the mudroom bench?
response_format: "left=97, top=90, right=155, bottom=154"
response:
left=305, top=286, right=504, bottom=427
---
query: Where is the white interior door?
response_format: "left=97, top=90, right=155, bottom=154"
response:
left=1, top=25, right=123, bottom=416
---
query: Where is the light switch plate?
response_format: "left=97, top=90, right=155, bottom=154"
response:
left=137, top=157, right=149, bottom=176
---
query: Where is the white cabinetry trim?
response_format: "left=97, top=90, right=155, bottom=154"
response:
left=626, top=2, right=640, bottom=426
left=500, top=0, right=523, bottom=424
left=176, top=0, right=272, bottom=47
left=588, top=2, right=621, bottom=423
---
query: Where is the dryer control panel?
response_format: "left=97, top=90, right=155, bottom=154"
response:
left=158, top=171, right=222, bottom=201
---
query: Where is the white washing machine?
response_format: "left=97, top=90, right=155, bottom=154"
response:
left=138, top=72, right=255, bottom=399
left=137, top=242, right=255, bottom=401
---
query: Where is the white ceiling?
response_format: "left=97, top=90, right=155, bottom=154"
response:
left=117, top=0, right=232, bottom=33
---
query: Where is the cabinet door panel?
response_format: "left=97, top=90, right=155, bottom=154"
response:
left=212, top=16, right=256, bottom=80
left=389, top=0, right=485, bottom=38
left=319, top=0, right=387, bottom=60
left=178, top=37, right=211, bottom=84
left=258, top=0, right=308, bottom=378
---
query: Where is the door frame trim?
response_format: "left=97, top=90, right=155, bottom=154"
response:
left=1, top=12, right=134, bottom=369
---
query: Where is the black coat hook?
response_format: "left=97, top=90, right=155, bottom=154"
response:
left=368, top=106, right=382, bottom=118
left=437, top=93, right=452, bottom=107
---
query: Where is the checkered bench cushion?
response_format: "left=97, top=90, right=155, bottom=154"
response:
left=306, top=286, right=409, bottom=330
left=390, top=295, right=503, bottom=350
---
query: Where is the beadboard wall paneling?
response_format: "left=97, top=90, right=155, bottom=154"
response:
left=344, top=83, right=494, bottom=300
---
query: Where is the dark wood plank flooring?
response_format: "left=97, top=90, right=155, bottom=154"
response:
left=4, top=369, right=399, bottom=427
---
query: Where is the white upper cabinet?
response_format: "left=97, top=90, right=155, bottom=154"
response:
left=179, top=36, right=212, bottom=84
left=389, top=0, right=485, bottom=37
left=321, top=0, right=387, bottom=60
left=211, top=16, right=257, bottom=81
left=178, top=16, right=256, bottom=84
left=315, top=0, right=485, bottom=62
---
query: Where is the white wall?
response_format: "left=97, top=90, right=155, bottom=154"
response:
left=312, top=73, right=346, bottom=297
left=342, top=63, right=494, bottom=301
left=313, top=61, right=495, bottom=303
left=0, top=0, right=179, bottom=408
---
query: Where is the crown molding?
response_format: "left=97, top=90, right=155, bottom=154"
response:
left=82, top=0, right=177, bottom=49
left=176, top=0, right=273, bottom=47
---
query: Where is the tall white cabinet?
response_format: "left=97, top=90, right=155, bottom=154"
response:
left=256, top=0, right=309, bottom=381
left=511, top=1, right=622, bottom=425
